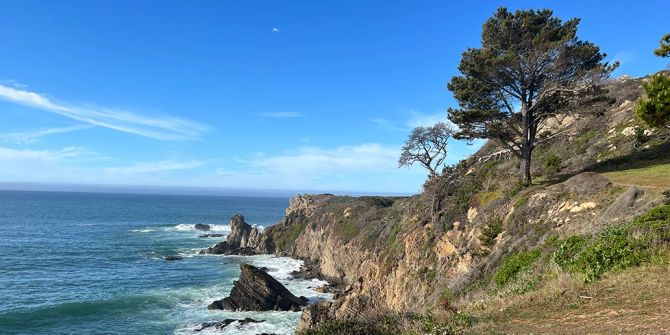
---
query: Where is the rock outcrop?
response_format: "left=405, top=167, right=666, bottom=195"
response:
left=207, top=263, right=308, bottom=311
left=194, top=223, right=211, bottom=231
left=195, top=318, right=263, bottom=332
left=200, top=214, right=264, bottom=255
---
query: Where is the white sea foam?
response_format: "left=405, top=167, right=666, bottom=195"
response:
left=170, top=255, right=332, bottom=335
left=130, top=228, right=155, bottom=233
left=170, top=224, right=231, bottom=232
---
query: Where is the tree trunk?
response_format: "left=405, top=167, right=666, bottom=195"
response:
left=519, top=102, right=533, bottom=186
left=519, top=146, right=532, bottom=186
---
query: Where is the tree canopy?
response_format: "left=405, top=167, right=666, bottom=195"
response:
left=399, top=122, right=454, bottom=178
left=447, top=7, right=616, bottom=185
left=636, top=74, right=670, bottom=127
left=654, top=33, right=670, bottom=58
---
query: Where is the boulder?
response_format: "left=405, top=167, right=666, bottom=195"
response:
left=194, top=223, right=211, bottom=231
left=201, top=214, right=263, bottom=255
left=601, top=186, right=645, bottom=223
left=560, top=172, right=611, bottom=195
left=296, top=300, right=333, bottom=332
left=194, top=317, right=263, bottom=332
left=207, top=263, right=308, bottom=312
left=291, top=259, right=322, bottom=280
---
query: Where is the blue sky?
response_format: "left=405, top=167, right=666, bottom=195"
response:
left=0, top=0, right=667, bottom=194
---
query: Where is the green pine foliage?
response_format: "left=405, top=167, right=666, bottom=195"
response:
left=636, top=74, right=670, bottom=128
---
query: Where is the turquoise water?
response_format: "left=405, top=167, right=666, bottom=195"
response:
left=0, top=191, right=329, bottom=335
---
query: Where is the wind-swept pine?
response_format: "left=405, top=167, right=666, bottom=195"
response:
left=654, top=33, right=670, bottom=58
left=447, top=8, right=617, bottom=185
left=399, top=122, right=454, bottom=178
left=636, top=34, right=670, bottom=127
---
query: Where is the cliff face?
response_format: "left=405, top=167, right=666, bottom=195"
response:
left=205, top=75, right=670, bottom=331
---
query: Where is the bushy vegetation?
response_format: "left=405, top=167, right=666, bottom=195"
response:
left=299, top=313, right=474, bottom=335
left=636, top=74, right=670, bottom=128
left=339, top=221, right=360, bottom=241
left=479, top=217, right=503, bottom=249
left=495, top=249, right=541, bottom=287
left=553, top=205, right=670, bottom=282
left=273, top=222, right=307, bottom=251
left=544, top=154, right=561, bottom=176
left=299, top=319, right=398, bottom=335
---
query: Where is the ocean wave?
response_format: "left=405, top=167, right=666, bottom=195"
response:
left=169, top=224, right=231, bottom=232
left=130, top=228, right=155, bottom=233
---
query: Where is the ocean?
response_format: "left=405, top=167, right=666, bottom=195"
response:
left=0, top=190, right=329, bottom=335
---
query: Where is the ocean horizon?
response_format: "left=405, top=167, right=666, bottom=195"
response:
left=0, top=190, right=330, bottom=334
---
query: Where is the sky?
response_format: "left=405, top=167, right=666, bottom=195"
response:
left=0, top=0, right=668, bottom=195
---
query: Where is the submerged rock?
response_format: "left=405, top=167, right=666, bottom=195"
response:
left=194, top=223, right=211, bottom=231
left=198, top=233, right=225, bottom=238
left=207, top=263, right=308, bottom=311
left=164, top=255, right=182, bottom=261
left=200, top=214, right=263, bottom=255
left=194, top=317, right=263, bottom=331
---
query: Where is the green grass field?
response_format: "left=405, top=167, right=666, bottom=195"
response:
left=601, top=163, right=670, bottom=188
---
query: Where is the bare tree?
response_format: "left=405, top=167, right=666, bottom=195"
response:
left=399, top=122, right=454, bottom=178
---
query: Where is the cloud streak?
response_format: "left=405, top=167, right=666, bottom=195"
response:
left=0, top=84, right=208, bottom=140
left=0, top=125, right=92, bottom=144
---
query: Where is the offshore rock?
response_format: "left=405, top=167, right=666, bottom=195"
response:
left=207, top=263, right=308, bottom=312
left=194, top=317, right=264, bottom=331
left=201, top=214, right=263, bottom=255
left=194, top=223, right=211, bottom=231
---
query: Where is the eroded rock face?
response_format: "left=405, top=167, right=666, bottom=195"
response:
left=201, top=214, right=264, bottom=255
left=207, top=263, right=308, bottom=312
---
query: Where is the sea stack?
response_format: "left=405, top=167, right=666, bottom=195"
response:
left=208, top=263, right=308, bottom=311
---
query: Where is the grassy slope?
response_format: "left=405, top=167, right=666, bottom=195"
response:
left=601, top=161, right=670, bottom=188
left=468, top=265, right=670, bottom=335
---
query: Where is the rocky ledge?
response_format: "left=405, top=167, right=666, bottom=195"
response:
left=195, top=317, right=263, bottom=332
left=200, top=214, right=264, bottom=255
left=208, top=263, right=308, bottom=312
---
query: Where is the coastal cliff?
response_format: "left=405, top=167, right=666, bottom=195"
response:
left=205, top=74, right=670, bottom=333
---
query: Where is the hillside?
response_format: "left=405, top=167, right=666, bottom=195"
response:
left=213, top=73, right=670, bottom=334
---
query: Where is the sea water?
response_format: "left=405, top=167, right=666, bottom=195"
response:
left=0, top=190, right=329, bottom=335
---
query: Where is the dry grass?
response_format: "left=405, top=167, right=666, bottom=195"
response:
left=464, top=265, right=670, bottom=335
left=600, top=162, right=670, bottom=189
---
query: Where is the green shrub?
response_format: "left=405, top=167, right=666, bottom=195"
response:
left=544, top=154, right=561, bottom=175
left=495, top=249, right=541, bottom=287
left=553, top=235, right=588, bottom=271
left=554, top=205, right=670, bottom=282
left=479, top=217, right=503, bottom=248
left=574, top=227, right=645, bottom=282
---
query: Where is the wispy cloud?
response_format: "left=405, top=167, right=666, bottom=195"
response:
left=104, top=160, right=204, bottom=175
left=0, top=84, right=209, bottom=141
left=259, top=111, right=304, bottom=118
left=272, top=27, right=280, bottom=33
left=0, top=125, right=92, bottom=144
left=611, top=51, right=636, bottom=65
left=405, top=111, right=447, bottom=128
left=371, top=111, right=451, bottom=132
